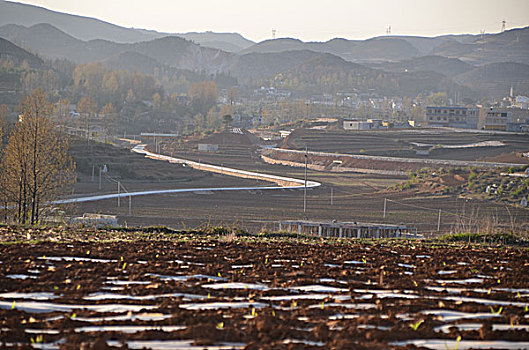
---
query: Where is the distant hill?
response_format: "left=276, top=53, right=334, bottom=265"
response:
left=176, top=32, right=255, bottom=52
left=373, top=56, right=475, bottom=77
left=0, top=24, right=236, bottom=74
left=382, top=35, right=475, bottom=55
left=0, top=0, right=158, bottom=43
left=434, top=27, right=529, bottom=65
left=242, top=37, right=421, bottom=63
left=101, top=51, right=237, bottom=93
left=241, top=28, right=529, bottom=66
left=338, top=37, right=420, bottom=62
left=228, top=50, right=324, bottom=84
left=239, top=38, right=308, bottom=54
left=455, top=62, right=529, bottom=97
left=0, top=37, right=46, bottom=105
left=0, top=36, right=43, bottom=68
left=270, top=53, right=466, bottom=98
left=101, top=51, right=164, bottom=75
left=0, top=0, right=255, bottom=51
left=129, top=36, right=235, bottom=73
left=0, top=23, right=119, bottom=62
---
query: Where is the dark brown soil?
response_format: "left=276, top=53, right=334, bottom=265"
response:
left=0, top=229, right=528, bottom=349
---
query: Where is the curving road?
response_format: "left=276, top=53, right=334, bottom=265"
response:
left=56, top=145, right=321, bottom=204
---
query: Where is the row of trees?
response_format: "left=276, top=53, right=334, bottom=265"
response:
left=0, top=89, right=75, bottom=224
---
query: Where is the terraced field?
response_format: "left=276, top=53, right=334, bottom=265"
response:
left=281, top=129, right=529, bottom=163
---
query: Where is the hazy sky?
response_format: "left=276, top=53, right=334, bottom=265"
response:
left=12, top=0, right=529, bottom=42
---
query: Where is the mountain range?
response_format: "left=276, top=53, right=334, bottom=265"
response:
left=0, top=0, right=255, bottom=51
left=1, top=0, right=528, bottom=98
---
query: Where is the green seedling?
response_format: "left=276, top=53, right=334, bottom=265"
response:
left=216, top=322, right=224, bottom=330
left=207, top=293, right=211, bottom=299
left=489, top=306, right=503, bottom=315
left=217, top=272, right=222, bottom=278
left=120, top=256, right=123, bottom=262
left=272, top=310, right=276, bottom=317
left=30, top=337, right=43, bottom=344
left=409, top=319, right=423, bottom=331
left=321, top=301, right=325, bottom=310
left=70, top=313, right=77, bottom=319
left=413, top=280, right=418, bottom=287
left=497, top=279, right=501, bottom=284
left=122, top=262, right=127, bottom=270
left=265, top=258, right=268, bottom=264
left=362, top=258, right=367, bottom=263
left=53, top=286, right=58, bottom=290
left=11, top=301, right=15, bottom=309
left=251, top=308, right=257, bottom=317
left=76, top=284, right=81, bottom=290
left=300, top=261, right=303, bottom=267
left=517, top=292, right=521, bottom=298
left=525, top=305, right=529, bottom=312
left=454, top=335, right=462, bottom=350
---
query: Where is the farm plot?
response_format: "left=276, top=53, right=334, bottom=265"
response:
left=0, top=235, right=528, bottom=349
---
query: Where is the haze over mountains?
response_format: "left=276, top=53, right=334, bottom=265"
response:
left=0, top=0, right=255, bottom=51
left=1, top=0, right=528, bottom=98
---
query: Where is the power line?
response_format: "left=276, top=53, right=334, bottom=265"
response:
left=385, top=198, right=474, bottom=220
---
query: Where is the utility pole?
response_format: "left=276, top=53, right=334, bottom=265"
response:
left=117, top=181, right=121, bottom=207
left=128, top=195, right=132, bottom=215
left=99, top=167, right=102, bottom=190
left=330, top=187, right=334, bottom=206
left=501, top=20, right=506, bottom=32
left=303, top=147, right=308, bottom=214
left=383, top=198, right=387, bottom=218
left=437, top=209, right=442, bottom=232
left=91, top=164, right=95, bottom=182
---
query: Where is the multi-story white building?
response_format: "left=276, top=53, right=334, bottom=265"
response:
left=426, top=106, right=478, bottom=129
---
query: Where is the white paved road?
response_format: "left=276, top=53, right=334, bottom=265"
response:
left=56, top=145, right=320, bottom=204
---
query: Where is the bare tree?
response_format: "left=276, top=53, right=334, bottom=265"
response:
left=77, top=96, right=97, bottom=142
left=0, top=89, right=75, bottom=224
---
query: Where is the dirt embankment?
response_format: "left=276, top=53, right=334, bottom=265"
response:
left=262, top=149, right=423, bottom=176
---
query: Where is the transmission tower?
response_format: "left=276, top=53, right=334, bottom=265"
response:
left=501, top=20, right=506, bottom=32
left=272, top=29, right=277, bottom=39
left=386, top=26, right=391, bottom=35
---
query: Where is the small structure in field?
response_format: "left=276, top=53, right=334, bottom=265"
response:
left=70, top=213, right=118, bottom=227
left=279, top=220, right=420, bottom=239
left=198, top=144, right=219, bottom=152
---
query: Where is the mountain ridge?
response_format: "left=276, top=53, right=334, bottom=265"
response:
left=0, top=0, right=255, bottom=51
